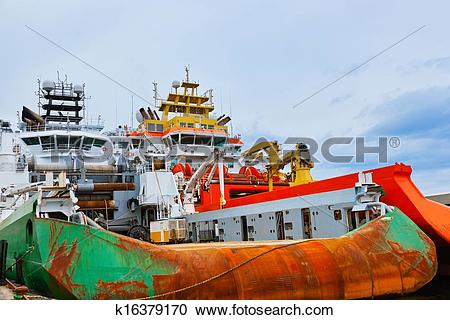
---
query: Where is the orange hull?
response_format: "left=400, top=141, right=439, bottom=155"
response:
left=149, top=208, right=436, bottom=299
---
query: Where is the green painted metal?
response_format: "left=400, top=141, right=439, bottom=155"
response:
left=347, top=209, right=435, bottom=269
left=0, top=195, right=175, bottom=299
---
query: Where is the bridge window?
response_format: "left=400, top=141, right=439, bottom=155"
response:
left=180, top=135, right=194, bottom=144
left=196, top=136, right=212, bottom=145
left=93, top=139, right=105, bottom=148
left=82, top=137, right=94, bottom=151
left=40, top=136, right=55, bottom=150
left=22, top=137, right=40, bottom=145
left=131, top=139, right=140, bottom=148
left=118, top=141, right=129, bottom=149
left=56, top=135, right=69, bottom=149
left=214, top=137, right=226, bottom=146
left=170, top=134, right=179, bottom=144
left=70, top=136, right=82, bottom=149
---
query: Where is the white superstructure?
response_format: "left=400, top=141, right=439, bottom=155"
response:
left=0, top=120, right=29, bottom=221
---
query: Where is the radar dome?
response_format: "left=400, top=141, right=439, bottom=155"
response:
left=74, top=84, right=83, bottom=94
left=42, top=80, right=55, bottom=92
left=172, top=80, right=180, bottom=89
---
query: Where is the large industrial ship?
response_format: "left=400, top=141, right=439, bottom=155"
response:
left=0, top=72, right=449, bottom=299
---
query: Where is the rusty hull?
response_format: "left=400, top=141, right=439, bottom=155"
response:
left=13, top=206, right=434, bottom=299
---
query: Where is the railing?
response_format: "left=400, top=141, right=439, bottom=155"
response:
left=138, top=163, right=154, bottom=174
left=20, top=123, right=104, bottom=133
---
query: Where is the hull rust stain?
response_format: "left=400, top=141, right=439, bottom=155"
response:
left=36, top=207, right=436, bottom=299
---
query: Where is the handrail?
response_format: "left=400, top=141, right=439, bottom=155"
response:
left=21, top=123, right=103, bottom=133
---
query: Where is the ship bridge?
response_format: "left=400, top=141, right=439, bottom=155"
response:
left=139, top=70, right=231, bottom=138
left=133, top=69, right=244, bottom=172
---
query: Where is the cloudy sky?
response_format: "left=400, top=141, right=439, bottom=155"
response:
left=1, top=0, right=449, bottom=194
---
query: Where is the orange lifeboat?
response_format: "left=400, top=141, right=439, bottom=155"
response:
left=184, top=163, right=193, bottom=177
left=172, top=163, right=185, bottom=175
left=239, top=166, right=262, bottom=179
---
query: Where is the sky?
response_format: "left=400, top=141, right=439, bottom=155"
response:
left=0, top=0, right=449, bottom=194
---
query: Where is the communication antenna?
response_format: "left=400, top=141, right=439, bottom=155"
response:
left=86, top=98, right=89, bottom=125
left=37, top=79, right=41, bottom=115
left=229, top=89, right=233, bottom=136
left=152, top=82, right=158, bottom=107
left=220, top=89, right=223, bottom=114
left=185, top=64, right=190, bottom=82
left=131, top=95, right=134, bottom=129
left=115, top=95, right=118, bottom=128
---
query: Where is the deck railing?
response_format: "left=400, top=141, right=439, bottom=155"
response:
left=21, top=123, right=104, bottom=133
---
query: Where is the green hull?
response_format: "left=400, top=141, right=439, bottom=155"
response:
left=0, top=195, right=175, bottom=299
left=0, top=195, right=437, bottom=299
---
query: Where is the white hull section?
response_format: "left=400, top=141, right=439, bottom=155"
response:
left=185, top=187, right=362, bottom=242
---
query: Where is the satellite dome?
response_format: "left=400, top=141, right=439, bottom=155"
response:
left=74, top=84, right=83, bottom=94
left=42, top=80, right=55, bottom=92
left=172, top=80, right=180, bottom=89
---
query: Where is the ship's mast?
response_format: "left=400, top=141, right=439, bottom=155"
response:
left=36, top=77, right=85, bottom=125
left=152, top=82, right=158, bottom=107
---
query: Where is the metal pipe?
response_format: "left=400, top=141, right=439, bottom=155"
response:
left=84, top=215, right=104, bottom=230
left=218, top=157, right=226, bottom=208
left=139, top=107, right=150, bottom=120
left=29, top=163, right=116, bottom=173
left=153, top=110, right=160, bottom=120
left=75, top=183, right=135, bottom=193
left=210, top=180, right=289, bottom=186
left=216, top=114, right=225, bottom=122
left=4, top=278, right=28, bottom=295
left=77, top=200, right=116, bottom=208
left=22, top=106, right=44, bottom=124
